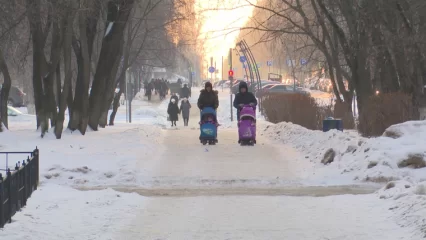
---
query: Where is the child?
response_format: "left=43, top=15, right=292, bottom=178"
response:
left=180, top=98, right=191, bottom=126
left=167, top=98, right=180, bottom=127
left=199, top=114, right=220, bottom=127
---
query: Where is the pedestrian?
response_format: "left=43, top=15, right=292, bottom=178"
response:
left=197, top=82, right=219, bottom=110
left=181, top=83, right=191, bottom=99
left=167, top=98, right=179, bottom=127
left=233, top=81, right=257, bottom=120
left=146, top=81, right=153, bottom=101
left=180, top=97, right=191, bottom=126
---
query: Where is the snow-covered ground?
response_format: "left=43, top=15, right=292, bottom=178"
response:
left=0, top=89, right=425, bottom=239
left=262, top=120, right=426, bottom=238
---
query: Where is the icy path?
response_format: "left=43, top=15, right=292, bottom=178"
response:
left=117, top=195, right=414, bottom=240
left=115, top=109, right=417, bottom=239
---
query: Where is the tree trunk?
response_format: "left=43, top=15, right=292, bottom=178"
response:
left=0, top=49, right=11, bottom=131
left=68, top=1, right=100, bottom=134
left=88, top=0, right=135, bottom=130
left=25, top=0, right=47, bottom=130
left=55, top=8, right=74, bottom=139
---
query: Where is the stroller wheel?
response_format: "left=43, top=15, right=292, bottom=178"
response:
left=202, top=140, right=207, bottom=145
left=208, top=140, right=216, bottom=145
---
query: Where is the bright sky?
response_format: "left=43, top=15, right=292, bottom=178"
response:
left=195, top=0, right=255, bottom=78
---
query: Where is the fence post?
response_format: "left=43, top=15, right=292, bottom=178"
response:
left=22, top=159, right=27, bottom=206
left=6, top=169, right=12, bottom=224
left=34, top=148, right=39, bottom=188
left=0, top=173, right=4, bottom=228
left=34, top=147, right=40, bottom=190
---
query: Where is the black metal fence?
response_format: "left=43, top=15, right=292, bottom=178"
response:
left=0, top=148, right=39, bottom=228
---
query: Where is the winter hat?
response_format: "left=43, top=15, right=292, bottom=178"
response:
left=182, top=97, right=188, bottom=101
left=239, top=81, right=248, bottom=92
left=205, top=81, right=212, bottom=89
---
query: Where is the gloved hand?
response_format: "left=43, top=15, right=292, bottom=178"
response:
left=239, top=104, right=244, bottom=107
left=249, top=103, right=255, bottom=106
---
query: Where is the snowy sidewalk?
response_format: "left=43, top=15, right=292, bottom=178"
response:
left=117, top=194, right=417, bottom=240
left=0, top=90, right=424, bottom=240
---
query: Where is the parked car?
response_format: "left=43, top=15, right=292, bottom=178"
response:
left=262, top=84, right=296, bottom=95
left=255, top=84, right=278, bottom=97
left=0, top=84, right=26, bottom=107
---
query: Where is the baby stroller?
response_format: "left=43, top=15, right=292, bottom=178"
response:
left=199, top=107, right=219, bottom=145
left=238, top=105, right=256, bottom=146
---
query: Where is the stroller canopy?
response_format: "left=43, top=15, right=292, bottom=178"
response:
left=201, top=107, right=216, bottom=116
left=200, top=107, right=217, bottom=121
left=239, top=106, right=256, bottom=120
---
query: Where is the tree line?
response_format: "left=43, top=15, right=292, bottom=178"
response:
left=239, top=0, right=426, bottom=119
left=0, top=0, right=201, bottom=138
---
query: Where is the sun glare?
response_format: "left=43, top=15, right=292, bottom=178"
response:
left=195, top=0, right=256, bottom=79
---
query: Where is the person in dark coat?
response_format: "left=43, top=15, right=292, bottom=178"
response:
left=167, top=98, right=180, bottom=127
left=180, top=97, right=191, bottom=126
left=146, top=81, right=153, bottom=101
left=233, top=81, right=257, bottom=120
left=181, top=84, right=191, bottom=99
left=197, top=82, right=219, bottom=110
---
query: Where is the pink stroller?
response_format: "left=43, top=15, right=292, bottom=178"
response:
left=238, top=105, right=256, bottom=146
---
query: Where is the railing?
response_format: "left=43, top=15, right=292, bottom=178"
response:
left=0, top=148, right=39, bottom=228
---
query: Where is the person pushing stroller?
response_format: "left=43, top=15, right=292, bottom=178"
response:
left=197, top=82, right=220, bottom=126
left=233, top=81, right=257, bottom=121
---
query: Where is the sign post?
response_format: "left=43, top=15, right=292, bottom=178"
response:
left=267, top=60, right=272, bottom=74
left=229, top=48, right=233, bottom=122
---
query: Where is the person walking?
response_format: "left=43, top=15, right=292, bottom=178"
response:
left=233, top=81, right=257, bottom=120
left=167, top=98, right=180, bottom=127
left=181, top=84, right=191, bottom=99
left=180, top=97, right=191, bottom=126
left=197, top=82, right=219, bottom=110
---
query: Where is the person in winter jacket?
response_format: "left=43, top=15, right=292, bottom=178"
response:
left=233, top=81, right=257, bottom=120
left=181, top=84, right=191, bottom=99
left=146, top=81, right=153, bottom=101
left=197, top=82, right=219, bottom=110
left=180, top=98, right=191, bottom=126
left=167, top=98, right=180, bottom=127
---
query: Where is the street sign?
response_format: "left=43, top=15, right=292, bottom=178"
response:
left=228, top=70, right=234, bottom=77
left=267, top=60, right=272, bottom=66
left=208, top=66, right=215, bottom=73
left=239, top=56, right=246, bottom=63
left=301, top=59, right=308, bottom=65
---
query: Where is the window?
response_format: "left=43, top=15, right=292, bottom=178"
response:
left=272, top=85, right=285, bottom=90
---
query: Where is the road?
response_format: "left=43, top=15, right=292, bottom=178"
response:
left=110, top=97, right=415, bottom=240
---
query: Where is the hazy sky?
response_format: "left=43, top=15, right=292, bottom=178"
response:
left=195, top=0, right=255, bottom=77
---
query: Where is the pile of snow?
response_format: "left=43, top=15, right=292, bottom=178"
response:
left=133, top=91, right=145, bottom=101
left=0, top=122, right=164, bottom=188
left=262, top=120, right=426, bottom=236
left=262, top=120, right=426, bottom=184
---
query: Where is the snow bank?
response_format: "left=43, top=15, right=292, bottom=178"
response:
left=262, top=120, right=426, bottom=184
left=262, top=120, right=426, bottom=236
left=0, top=122, right=164, bottom=188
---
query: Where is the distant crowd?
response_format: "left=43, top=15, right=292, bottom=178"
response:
left=143, top=78, right=169, bottom=101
